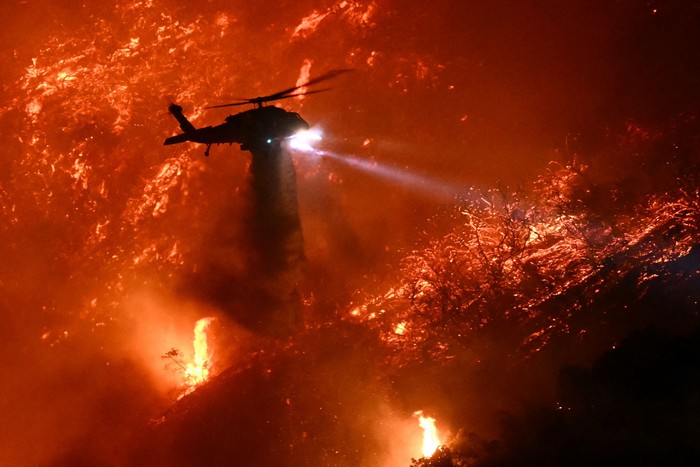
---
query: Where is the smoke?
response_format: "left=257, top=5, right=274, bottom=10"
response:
left=186, top=143, right=306, bottom=336
left=452, top=327, right=700, bottom=467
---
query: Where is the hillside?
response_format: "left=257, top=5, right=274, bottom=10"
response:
left=111, top=127, right=700, bottom=466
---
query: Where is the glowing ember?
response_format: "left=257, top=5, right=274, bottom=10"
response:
left=292, top=10, right=329, bottom=38
left=183, top=317, right=215, bottom=393
left=414, top=410, right=441, bottom=458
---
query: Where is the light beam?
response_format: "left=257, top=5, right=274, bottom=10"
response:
left=288, top=127, right=324, bottom=152
left=291, top=142, right=472, bottom=202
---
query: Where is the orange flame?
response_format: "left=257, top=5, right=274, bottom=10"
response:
left=295, top=59, right=313, bottom=102
left=182, top=317, right=215, bottom=395
left=414, top=410, right=441, bottom=458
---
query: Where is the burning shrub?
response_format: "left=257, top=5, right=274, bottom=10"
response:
left=410, top=446, right=468, bottom=467
left=353, top=145, right=700, bottom=366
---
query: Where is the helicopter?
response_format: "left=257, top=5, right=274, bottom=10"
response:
left=163, top=69, right=351, bottom=156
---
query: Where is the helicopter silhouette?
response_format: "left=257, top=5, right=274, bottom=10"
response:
left=164, top=69, right=351, bottom=156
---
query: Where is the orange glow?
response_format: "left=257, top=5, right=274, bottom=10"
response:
left=3, top=0, right=698, bottom=464
left=295, top=59, right=313, bottom=102
left=414, top=410, right=441, bottom=458
left=182, top=317, right=215, bottom=397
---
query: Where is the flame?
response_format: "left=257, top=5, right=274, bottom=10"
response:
left=183, top=317, right=215, bottom=393
left=295, top=59, right=313, bottom=101
left=414, top=411, right=441, bottom=458
left=292, top=10, right=329, bottom=38
left=394, top=321, right=407, bottom=335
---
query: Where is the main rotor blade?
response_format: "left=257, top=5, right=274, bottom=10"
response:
left=204, top=69, right=352, bottom=110
left=265, top=69, right=353, bottom=101
left=265, top=88, right=332, bottom=102
left=204, top=88, right=334, bottom=109
left=204, top=99, right=251, bottom=109
left=204, top=102, right=250, bottom=109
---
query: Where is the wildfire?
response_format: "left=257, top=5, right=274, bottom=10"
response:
left=182, top=317, right=215, bottom=396
left=295, top=59, right=313, bottom=102
left=394, top=321, right=407, bottom=335
left=414, top=410, right=441, bottom=458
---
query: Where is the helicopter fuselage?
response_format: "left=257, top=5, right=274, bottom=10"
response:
left=164, top=105, right=309, bottom=153
left=164, top=69, right=351, bottom=155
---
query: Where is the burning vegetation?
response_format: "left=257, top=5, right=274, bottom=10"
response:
left=1, top=1, right=699, bottom=466
left=19, top=116, right=695, bottom=466
left=353, top=151, right=700, bottom=366
left=162, top=316, right=217, bottom=398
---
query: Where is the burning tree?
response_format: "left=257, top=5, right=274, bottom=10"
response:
left=410, top=446, right=467, bottom=467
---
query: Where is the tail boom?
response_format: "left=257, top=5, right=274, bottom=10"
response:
left=169, top=103, right=196, bottom=133
left=163, top=133, right=191, bottom=145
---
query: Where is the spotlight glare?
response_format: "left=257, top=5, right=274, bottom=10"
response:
left=289, top=127, right=323, bottom=151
